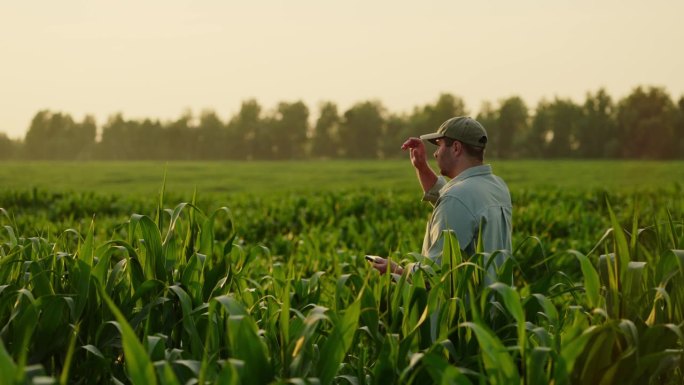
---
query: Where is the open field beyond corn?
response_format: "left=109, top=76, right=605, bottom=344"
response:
left=1, top=160, right=684, bottom=196
left=0, top=160, right=683, bottom=384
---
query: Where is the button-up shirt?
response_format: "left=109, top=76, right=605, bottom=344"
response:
left=421, top=164, right=512, bottom=272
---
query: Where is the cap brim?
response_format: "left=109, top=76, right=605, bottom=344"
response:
left=419, top=132, right=443, bottom=145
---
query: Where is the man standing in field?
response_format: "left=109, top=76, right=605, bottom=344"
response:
left=370, top=116, right=512, bottom=279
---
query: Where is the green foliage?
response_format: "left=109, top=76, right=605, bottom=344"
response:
left=0, top=177, right=683, bottom=383
left=3, top=85, right=683, bottom=161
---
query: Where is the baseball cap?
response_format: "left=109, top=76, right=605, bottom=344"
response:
left=420, top=116, right=488, bottom=148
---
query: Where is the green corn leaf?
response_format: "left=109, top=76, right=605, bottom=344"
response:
left=532, top=293, right=559, bottom=328
left=216, top=360, right=241, bottom=385
left=162, top=202, right=190, bottom=245
left=606, top=198, right=630, bottom=290
left=3, top=225, right=18, bottom=247
left=554, top=326, right=596, bottom=385
left=0, top=339, right=16, bottom=384
left=59, top=323, right=79, bottom=385
left=130, top=214, right=165, bottom=280
left=460, top=322, right=519, bottom=385
left=227, top=315, right=274, bottom=385
left=280, top=279, right=291, bottom=365
left=488, top=282, right=526, bottom=356
left=623, top=261, right=646, bottom=318
left=33, top=295, right=70, bottom=353
left=213, top=294, right=249, bottom=317
left=198, top=301, right=219, bottom=385
left=79, top=218, right=95, bottom=267
left=159, top=362, right=181, bottom=385
left=574, top=251, right=600, bottom=310
left=168, top=285, right=204, bottom=356
left=372, top=334, right=400, bottom=384
left=155, top=167, right=167, bottom=229
left=289, top=305, right=329, bottom=375
left=629, top=201, right=639, bottom=260
left=574, top=325, right=617, bottom=384
left=421, top=350, right=473, bottom=385
left=317, top=293, right=362, bottom=385
left=12, top=289, right=38, bottom=383
left=199, top=207, right=235, bottom=258
left=91, top=247, right=112, bottom=286
left=81, top=345, right=105, bottom=360
left=526, top=347, right=551, bottom=385
left=98, top=285, right=158, bottom=385
left=668, top=249, right=684, bottom=275
left=442, top=230, right=462, bottom=300
left=599, top=253, right=619, bottom=318
left=69, top=258, right=91, bottom=320
left=488, top=282, right=525, bottom=327
left=666, top=209, right=680, bottom=248
left=129, top=279, right=165, bottom=305
left=28, top=261, right=54, bottom=297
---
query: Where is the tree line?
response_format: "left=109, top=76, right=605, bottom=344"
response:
left=1, top=85, right=682, bottom=161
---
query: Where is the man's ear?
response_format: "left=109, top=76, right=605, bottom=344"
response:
left=452, top=140, right=462, bottom=155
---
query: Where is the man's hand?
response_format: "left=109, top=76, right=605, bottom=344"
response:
left=401, top=137, right=428, bottom=170
left=402, top=137, right=438, bottom=193
left=368, top=256, right=404, bottom=275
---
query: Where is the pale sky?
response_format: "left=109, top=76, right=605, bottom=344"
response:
left=1, top=1, right=683, bottom=139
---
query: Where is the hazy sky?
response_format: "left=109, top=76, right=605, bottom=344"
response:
left=1, top=1, right=683, bottom=139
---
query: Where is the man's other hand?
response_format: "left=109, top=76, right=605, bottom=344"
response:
left=369, top=256, right=404, bottom=275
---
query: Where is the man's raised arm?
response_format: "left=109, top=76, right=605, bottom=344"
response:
left=401, top=137, right=438, bottom=193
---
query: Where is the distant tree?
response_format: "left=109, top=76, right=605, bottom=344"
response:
left=165, top=110, right=197, bottom=160
left=476, top=101, right=500, bottom=158
left=24, top=110, right=94, bottom=160
left=496, top=96, right=528, bottom=158
left=197, top=110, right=226, bottom=160
left=405, top=93, right=468, bottom=138
left=617, top=86, right=677, bottom=159
left=19, top=86, right=684, bottom=161
left=427, top=93, right=467, bottom=129
left=311, top=102, right=340, bottom=159
left=543, top=98, right=583, bottom=158
left=527, top=99, right=553, bottom=158
left=677, top=96, right=684, bottom=158
left=226, top=99, right=263, bottom=160
left=0, top=132, right=17, bottom=160
left=381, top=114, right=408, bottom=159
left=525, top=98, right=581, bottom=158
left=339, top=101, right=384, bottom=158
left=137, top=119, right=164, bottom=160
left=272, top=101, right=309, bottom=159
left=578, top=89, right=617, bottom=158
left=24, top=110, right=55, bottom=159
left=73, top=115, right=97, bottom=160
left=224, top=120, right=241, bottom=160
left=99, top=113, right=133, bottom=160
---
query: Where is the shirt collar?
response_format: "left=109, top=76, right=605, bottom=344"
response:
left=440, top=164, right=492, bottom=193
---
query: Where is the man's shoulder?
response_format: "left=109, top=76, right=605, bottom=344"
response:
left=441, top=172, right=511, bottom=205
left=441, top=173, right=487, bottom=195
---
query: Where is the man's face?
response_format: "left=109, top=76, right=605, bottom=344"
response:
left=433, top=138, right=458, bottom=177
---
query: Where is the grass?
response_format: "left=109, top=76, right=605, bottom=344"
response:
left=0, top=160, right=682, bottom=197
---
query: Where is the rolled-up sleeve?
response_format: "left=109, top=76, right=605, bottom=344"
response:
left=422, top=176, right=446, bottom=205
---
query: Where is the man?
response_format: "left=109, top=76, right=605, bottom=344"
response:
left=371, top=116, right=512, bottom=280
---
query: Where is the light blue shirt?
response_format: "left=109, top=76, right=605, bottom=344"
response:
left=421, top=164, right=512, bottom=272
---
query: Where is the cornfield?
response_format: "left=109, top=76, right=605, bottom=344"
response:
left=0, top=179, right=682, bottom=384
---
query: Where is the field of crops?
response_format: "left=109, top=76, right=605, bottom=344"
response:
left=1, top=160, right=683, bottom=384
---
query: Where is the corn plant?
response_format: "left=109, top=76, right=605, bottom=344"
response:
left=0, top=185, right=682, bottom=384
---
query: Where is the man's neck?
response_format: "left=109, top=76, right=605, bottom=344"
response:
left=447, top=159, right=483, bottom=179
